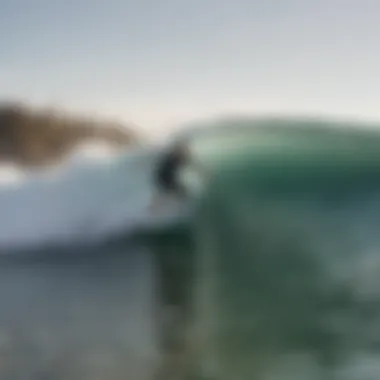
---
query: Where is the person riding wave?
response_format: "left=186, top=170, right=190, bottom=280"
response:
left=150, top=140, right=207, bottom=210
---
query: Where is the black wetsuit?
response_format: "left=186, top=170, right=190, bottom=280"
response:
left=155, top=150, right=187, bottom=195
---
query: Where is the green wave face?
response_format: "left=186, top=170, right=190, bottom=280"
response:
left=191, top=119, right=380, bottom=380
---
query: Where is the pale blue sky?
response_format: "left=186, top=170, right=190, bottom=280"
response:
left=1, top=0, right=380, bottom=137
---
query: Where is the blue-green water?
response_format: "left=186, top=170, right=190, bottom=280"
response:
left=121, top=119, right=380, bottom=379
left=3, top=118, right=380, bottom=379
left=189, top=120, right=380, bottom=380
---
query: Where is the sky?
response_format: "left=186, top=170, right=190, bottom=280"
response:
left=1, top=0, right=380, bottom=138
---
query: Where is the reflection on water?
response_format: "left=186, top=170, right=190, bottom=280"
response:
left=0, top=247, right=159, bottom=380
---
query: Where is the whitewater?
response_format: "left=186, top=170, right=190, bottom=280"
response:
left=0, top=146, right=166, bottom=249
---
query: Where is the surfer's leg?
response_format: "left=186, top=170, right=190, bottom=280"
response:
left=150, top=174, right=187, bottom=211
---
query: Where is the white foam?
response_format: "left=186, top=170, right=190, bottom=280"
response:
left=0, top=147, right=161, bottom=249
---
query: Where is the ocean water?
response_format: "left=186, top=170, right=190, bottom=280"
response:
left=0, top=147, right=164, bottom=380
left=191, top=120, right=380, bottom=380
left=0, top=140, right=198, bottom=380
left=2, top=118, right=380, bottom=379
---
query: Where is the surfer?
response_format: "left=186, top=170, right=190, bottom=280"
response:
left=150, top=140, right=207, bottom=211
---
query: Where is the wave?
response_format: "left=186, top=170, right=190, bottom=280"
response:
left=190, top=117, right=380, bottom=380
left=0, top=146, right=162, bottom=250
left=3, top=116, right=380, bottom=378
left=2, top=115, right=380, bottom=251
